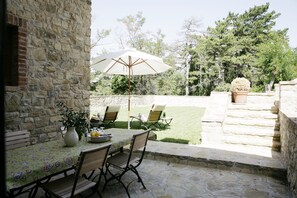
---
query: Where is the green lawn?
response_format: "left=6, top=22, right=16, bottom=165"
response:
left=91, top=106, right=205, bottom=145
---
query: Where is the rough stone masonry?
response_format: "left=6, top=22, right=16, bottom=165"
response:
left=5, top=0, right=92, bottom=144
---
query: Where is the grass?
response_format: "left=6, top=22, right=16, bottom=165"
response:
left=91, top=106, right=205, bottom=145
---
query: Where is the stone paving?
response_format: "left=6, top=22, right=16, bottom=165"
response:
left=29, top=141, right=290, bottom=198
left=144, top=141, right=287, bottom=181
left=31, top=159, right=289, bottom=198
left=98, top=159, right=289, bottom=198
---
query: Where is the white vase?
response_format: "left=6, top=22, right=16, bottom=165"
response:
left=64, top=127, right=79, bottom=147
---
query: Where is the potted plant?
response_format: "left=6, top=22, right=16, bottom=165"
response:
left=56, top=101, right=89, bottom=146
left=230, top=77, right=251, bottom=104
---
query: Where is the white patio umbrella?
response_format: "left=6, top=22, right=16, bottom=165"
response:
left=91, top=48, right=171, bottom=129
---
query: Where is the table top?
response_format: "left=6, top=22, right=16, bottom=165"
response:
left=6, top=128, right=144, bottom=191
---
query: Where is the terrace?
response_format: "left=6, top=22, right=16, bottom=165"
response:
left=3, top=1, right=297, bottom=197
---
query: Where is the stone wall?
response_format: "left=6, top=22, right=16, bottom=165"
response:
left=5, top=0, right=92, bottom=144
left=90, top=94, right=209, bottom=112
left=201, top=92, right=230, bottom=144
left=279, top=112, right=297, bottom=197
left=279, top=78, right=297, bottom=197
left=279, top=79, right=297, bottom=117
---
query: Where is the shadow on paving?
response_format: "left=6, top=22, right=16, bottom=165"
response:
left=31, top=159, right=289, bottom=198
left=144, top=141, right=287, bottom=182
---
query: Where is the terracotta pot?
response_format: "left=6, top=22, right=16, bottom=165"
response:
left=232, top=91, right=248, bottom=104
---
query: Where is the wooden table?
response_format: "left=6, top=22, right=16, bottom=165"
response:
left=6, top=128, right=145, bottom=197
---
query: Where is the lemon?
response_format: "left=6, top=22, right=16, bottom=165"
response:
left=91, top=131, right=100, bottom=137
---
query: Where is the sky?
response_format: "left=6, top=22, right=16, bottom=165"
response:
left=91, top=0, right=297, bottom=57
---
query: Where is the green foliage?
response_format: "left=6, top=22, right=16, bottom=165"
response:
left=157, top=70, right=184, bottom=95
left=214, top=82, right=231, bottom=92
left=254, top=31, right=297, bottom=91
left=94, top=12, right=179, bottom=96
left=56, top=101, right=89, bottom=138
left=91, top=29, right=111, bottom=50
left=90, top=73, right=113, bottom=94
left=91, top=4, right=296, bottom=96
left=189, top=3, right=292, bottom=95
left=111, top=75, right=134, bottom=95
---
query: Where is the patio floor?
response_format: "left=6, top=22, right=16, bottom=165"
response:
left=30, top=141, right=290, bottom=198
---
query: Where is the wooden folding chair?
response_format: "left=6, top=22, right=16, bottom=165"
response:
left=103, top=130, right=151, bottom=198
left=39, top=144, right=111, bottom=198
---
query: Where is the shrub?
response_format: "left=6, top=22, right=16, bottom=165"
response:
left=214, top=82, right=231, bottom=92
left=230, top=77, right=251, bottom=92
left=56, top=101, right=89, bottom=139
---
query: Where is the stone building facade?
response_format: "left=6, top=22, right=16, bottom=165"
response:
left=5, top=0, right=92, bottom=144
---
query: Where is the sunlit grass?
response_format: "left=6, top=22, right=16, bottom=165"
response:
left=91, top=106, right=205, bottom=145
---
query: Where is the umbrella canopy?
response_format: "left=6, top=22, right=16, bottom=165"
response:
left=92, top=49, right=171, bottom=75
left=91, top=48, right=171, bottom=129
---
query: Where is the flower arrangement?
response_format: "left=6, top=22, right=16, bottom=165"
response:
left=230, top=77, right=251, bottom=92
left=56, top=101, right=89, bottom=139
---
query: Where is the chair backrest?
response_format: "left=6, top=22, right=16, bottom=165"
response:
left=103, top=106, right=120, bottom=122
left=126, top=130, right=150, bottom=167
left=76, top=144, right=111, bottom=176
left=70, top=144, right=111, bottom=197
left=130, top=130, right=150, bottom=152
left=147, top=104, right=165, bottom=122
left=5, top=130, right=30, bottom=150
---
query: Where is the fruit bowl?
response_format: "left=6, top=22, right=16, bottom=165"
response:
left=88, top=134, right=112, bottom=143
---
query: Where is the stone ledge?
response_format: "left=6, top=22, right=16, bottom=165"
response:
left=144, top=152, right=287, bottom=182
left=143, top=141, right=287, bottom=182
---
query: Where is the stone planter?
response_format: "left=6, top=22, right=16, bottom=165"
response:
left=232, top=91, right=248, bottom=104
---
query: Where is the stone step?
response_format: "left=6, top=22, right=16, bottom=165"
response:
left=145, top=141, right=286, bottom=181
left=245, top=93, right=276, bottom=104
left=223, top=125, right=280, bottom=138
left=224, top=117, right=280, bottom=128
left=223, top=135, right=281, bottom=151
left=226, top=110, right=278, bottom=119
left=228, top=104, right=278, bottom=113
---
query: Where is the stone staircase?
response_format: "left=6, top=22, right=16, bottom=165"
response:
left=222, top=103, right=281, bottom=151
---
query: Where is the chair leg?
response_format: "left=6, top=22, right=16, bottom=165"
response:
left=130, top=165, right=146, bottom=189
left=29, top=185, right=39, bottom=198
left=96, top=190, right=103, bottom=198
left=103, top=165, right=131, bottom=198
left=116, top=175, right=131, bottom=198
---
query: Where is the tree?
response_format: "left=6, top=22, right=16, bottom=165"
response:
left=254, top=31, right=297, bottom=91
left=176, top=18, right=203, bottom=95
left=189, top=36, right=218, bottom=95
left=111, top=75, right=135, bottom=95
left=90, top=72, right=113, bottom=95
left=157, top=70, right=184, bottom=95
left=91, top=29, right=111, bottom=50
left=114, top=12, right=173, bottom=95
left=116, top=11, right=146, bottom=49
left=189, top=3, right=286, bottom=95
left=90, top=28, right=112, bottom=93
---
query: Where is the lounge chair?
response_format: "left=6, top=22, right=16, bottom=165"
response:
left=90, top=106, right=120, bottom=128
left=130, top=104, right=169, bottom=129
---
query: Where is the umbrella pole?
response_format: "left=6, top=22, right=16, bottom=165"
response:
left=128, top=57, right=131, bottom=129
